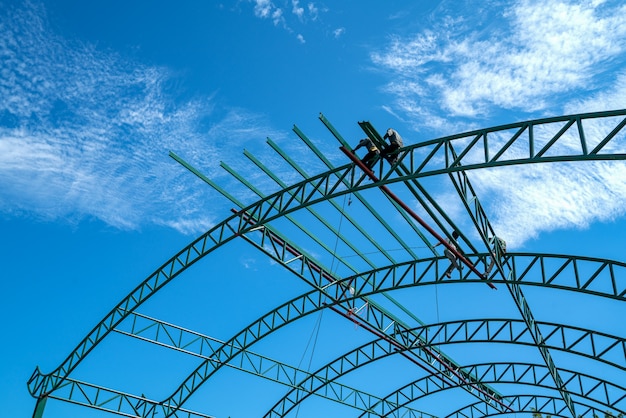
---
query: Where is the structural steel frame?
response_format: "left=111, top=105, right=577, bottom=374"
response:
left=29, top=110, right=626, bottom=418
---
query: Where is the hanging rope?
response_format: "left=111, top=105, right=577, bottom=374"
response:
left=295, top=310, right=324, bottom=417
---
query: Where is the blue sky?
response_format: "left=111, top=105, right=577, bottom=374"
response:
left=1, top=1, right=626, bottom=417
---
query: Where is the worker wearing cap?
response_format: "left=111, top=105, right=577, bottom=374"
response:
left=353, top=137, right=380, bottom=168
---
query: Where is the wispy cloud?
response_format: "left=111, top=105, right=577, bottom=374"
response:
left=248, top=0, right=324, bottom=40
left=470, top=159, right=626, bottom=247
left=372, top=0, right=626, bottom=247
left=333, top=28, right=345, bottom=38
left=292, top=0, right=304, bottom=19
left=0, top=2, right=281, bottom=234
left=373, top=0, right=626, bottom=127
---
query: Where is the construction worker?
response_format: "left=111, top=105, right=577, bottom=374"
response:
left=381, top=128, right=404, bottom=164
left=353, top=137, right=380, bottom=168
left=435, top=231, right=461, bottom=278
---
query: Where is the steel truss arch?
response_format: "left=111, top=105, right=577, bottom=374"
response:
left=447, top=394, right=621, bottom=418
left=76, top=310, right=626, bottom=418
left=28, top=110, right=626, bottom=417
left=263, top=329, right=625, bottom=417
left=359, top=362, right=626, bottom=418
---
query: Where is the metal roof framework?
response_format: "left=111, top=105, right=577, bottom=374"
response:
left=29, top=110, right=626, bottom=417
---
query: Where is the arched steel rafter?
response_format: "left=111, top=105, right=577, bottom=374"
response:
left=391, top=318, right=625, bottom=371
left=447, top=394, right=622, bottom=418
left=361, top=362, right=626, bottom=418
left=170, top=110, right=626, bottom=243
left=28, top=110, right=626, bottom=404
left=118, top=303, right=624, bottom=417
left=263, top=327, right=625, bottom=417
left=365, top=109, right=626, bottom=184
left=341, top=252, right=626, bottom=301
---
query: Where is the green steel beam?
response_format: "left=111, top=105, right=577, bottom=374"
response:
left=399, top=318, right=625, bottom=371
left=403, top=110, right=626, bottom=175
left=169, top=151, right=245, bottom=208
left=357, top=120, right=482, bottom=256
left=31, top=397, right=47, bottom=418
left=409, top=108, right=626, bottom=155
left=342, top=252, right=626, bottom=301
left=244, top=145, right=379, bottom=268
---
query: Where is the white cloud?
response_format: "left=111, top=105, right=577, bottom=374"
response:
left=307, top=2, right=319, bottom=21
left=372, top=0, right=626, bottom=123
left=248, top=0, right=327, bottom=41
left=248, top=0, right=298, bottom=38
left=253, top=0, right=273, bottom=18
left=251, top=0, right=285, bottom=26
left=333, top=27, right=345, bottom=38
left=292, top=0, right=304, bottom=19
left=0, top=3, right=281, bottom=234
left=271, top=7, right=284, bottom=26
left=564, top=70, right=626, bottom=115
left=470, top=160, right=626, bottom=247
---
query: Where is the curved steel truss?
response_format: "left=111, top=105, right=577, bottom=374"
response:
left=29, top=110, right=626, bottom=417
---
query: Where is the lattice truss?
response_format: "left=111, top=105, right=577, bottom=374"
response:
left=29, top=110, right=626, bottom=418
